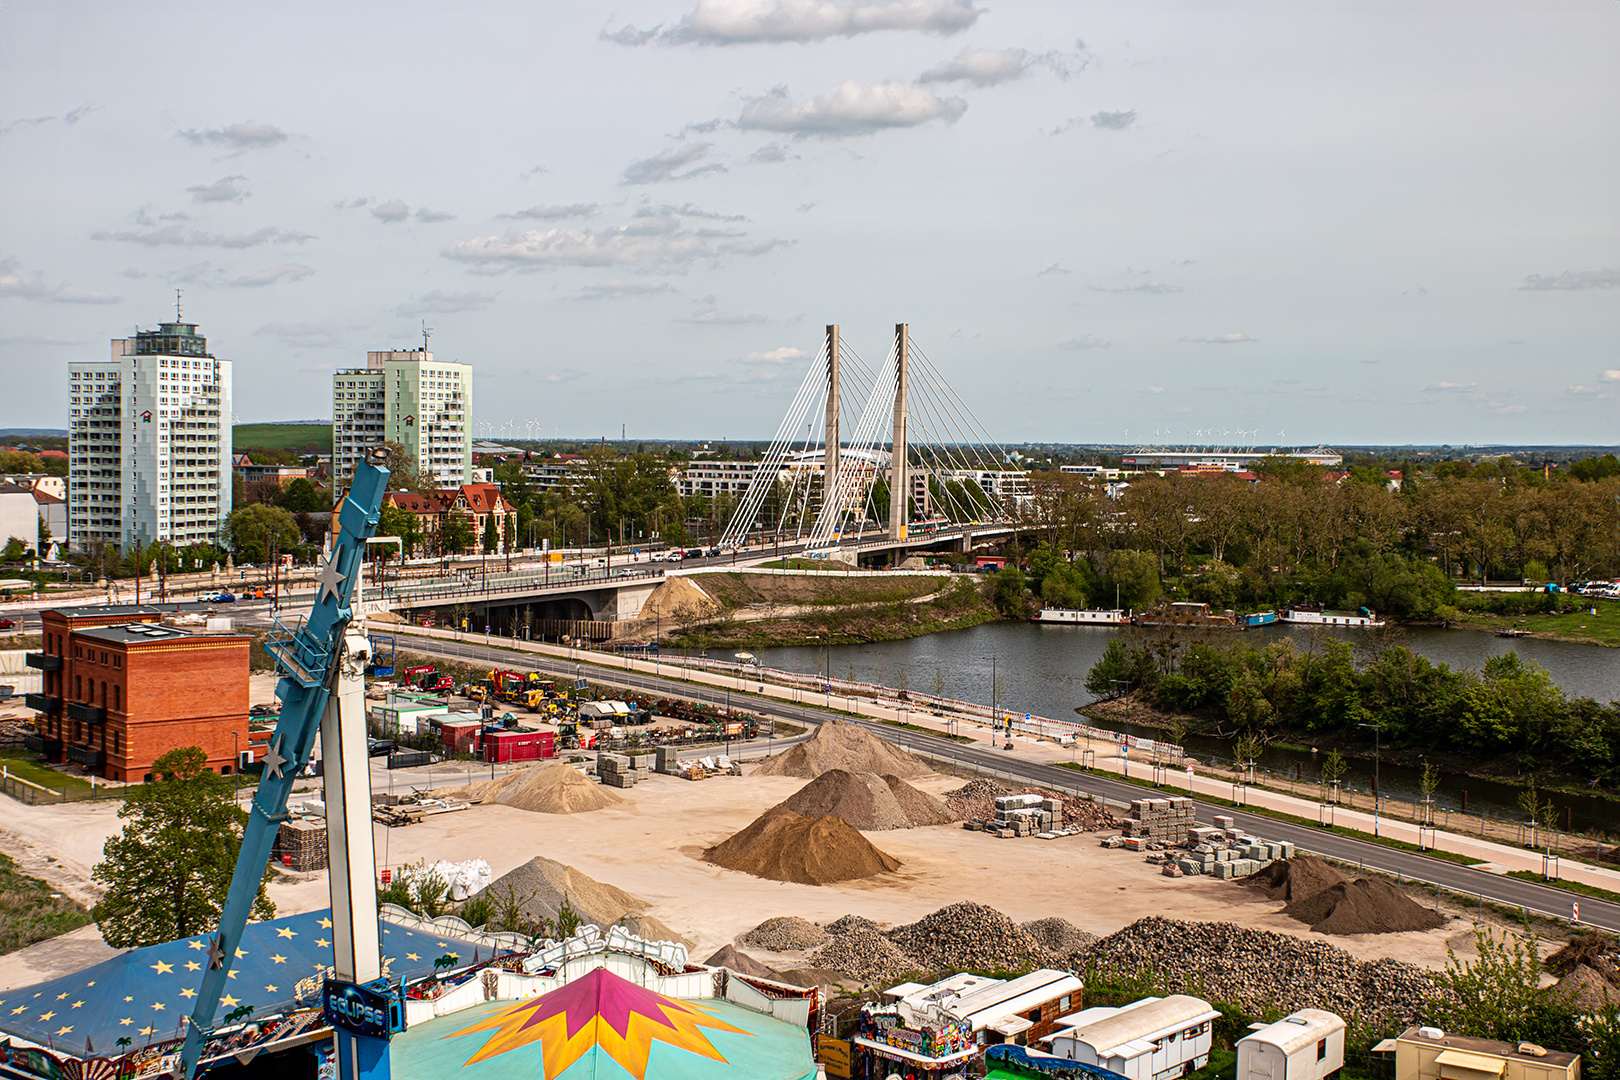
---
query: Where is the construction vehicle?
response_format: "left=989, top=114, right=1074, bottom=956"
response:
left=402, top=664, right=436, bottom=688
left=365, top=634, right=396, bottom=677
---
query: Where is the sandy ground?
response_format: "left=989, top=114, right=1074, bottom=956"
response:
left=0, top=762, right=1499, bottom=994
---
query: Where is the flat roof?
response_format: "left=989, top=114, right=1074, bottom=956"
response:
left=1398, top=1030, right=1579, bottom=1070
left=49, top=605, right=166, bottom=619
left=76, top=623, right=246, bottom=645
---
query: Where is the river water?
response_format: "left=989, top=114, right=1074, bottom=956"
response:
left=755, top=622, right=1619, bottom=833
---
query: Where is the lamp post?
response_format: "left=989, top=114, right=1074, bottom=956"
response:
left=1359, top=720, right=1382, bottom=837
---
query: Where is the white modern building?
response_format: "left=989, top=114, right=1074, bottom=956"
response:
left=332, top=349, right=471, bottom=488
left=69, top=318, right=232, bottom=553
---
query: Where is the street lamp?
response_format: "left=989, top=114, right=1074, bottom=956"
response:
left=1359, top=721, right=1382, bottom=837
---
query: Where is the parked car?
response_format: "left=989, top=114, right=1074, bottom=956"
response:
left=0, top=618, right=16, bottom=630
left=684, top=548, right=703, bottom=559
left=204, top=591, right=236, bottom=603
left=667, top=550, right=684, bottom=561
left=368, top=738, right=396, bottom=758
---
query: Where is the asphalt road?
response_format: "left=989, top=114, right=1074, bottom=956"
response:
left=397, top=633, right=1620, bottom=935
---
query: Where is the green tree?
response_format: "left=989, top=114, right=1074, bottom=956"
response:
left=992, top=564, right=1028, bottom=615
left=226, top=504, right=300, bottom=564
left=276, top=477, right=323, bottom=513
left=483, top=512, right=498, bottom=553
left=376, top=502, right=424, bottom=557
left=1108, top=549, right=1163, bottom=610
left=1, top=537, right=28, bottom=561
left=1441, top=928, right=1585, bottom=1046
left=442, top=510, right=474, bottom=555
left=1320, top=749, right=1349, bottom=802
left=91, top=747, right=274, bottom=948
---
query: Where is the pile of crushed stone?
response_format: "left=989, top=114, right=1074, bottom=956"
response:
left=1021, top=916, right=1098, bottom=955
left=888, top=901, right=1053, bottom=973
left=778, top=769, right=955, bottom=830
left=738, top=916, right=829, bottom=952
left=703, top=806, right=902, bottom=885
left=755, top=719, right=931, bottom=779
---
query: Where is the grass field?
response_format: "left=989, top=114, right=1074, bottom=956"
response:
left=1454, top=598, right=1619, bottom=647
left=0, top=851, right=90, bottom=954
left=232, top=423, right=331, bottom=453
left=0, top=754, right=90, bottom=792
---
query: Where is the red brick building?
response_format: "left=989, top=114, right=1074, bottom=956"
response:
left=26, top=605, right=251, bottom=782
left=382, top=482, right=517, bottom=555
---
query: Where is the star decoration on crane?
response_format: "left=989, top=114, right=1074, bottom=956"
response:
left=205, top=935, right=227, bottom=971
left=316, top=554, right=348, bottom=605
left=262, top=738, right=288, bottom=779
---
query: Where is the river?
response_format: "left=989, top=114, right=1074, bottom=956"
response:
left=754, top=622, right=1618, bottom=833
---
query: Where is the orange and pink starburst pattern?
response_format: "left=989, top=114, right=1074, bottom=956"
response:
left=448, top=968, right=752, bottom=1078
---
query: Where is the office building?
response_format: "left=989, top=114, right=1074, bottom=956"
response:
left=69, top=316, right=232, bottom=553
left=332, top=348, right=471, bottom=487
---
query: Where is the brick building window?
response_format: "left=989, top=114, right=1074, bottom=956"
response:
left=113, top=731, right=120, bottom=754
left=101, top=681, right=107, bottom=706
left=74, top=645, right=82, bottom=658
left=75, top=675, right=82, bottom=699
left=113, top=685, right=121, bottom=710
left=114, top=655, right=122, bottom=669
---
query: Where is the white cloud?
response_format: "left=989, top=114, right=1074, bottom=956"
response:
left=1601, top=369, right=1620, bottom=382
left=919, top=48, right=1032, bottom=87
left=681, top=295, right=767, bottom=324
left=394, top=290, right=497, bottom=316
left=1424, top=380, right=1477, bottom=392
left=500, top=203, right=600, bottom=221
left=177, top=120, right=289, bottom=150
left=738, top=81, right=966, bottom=137
left=1180, top=332, right=1258, bottom=344
left=572, top=280, right=676, bottom=300
left=1091, top=281, right=1181, bottom=294
left=743, top=345, right=810, bottom=362
left=444, top=225, right=709, bottom=271
left=622, top=142, right=726, bottom=184
left=749, top=142, right=792, bottom=164
left=1493, top=404, right=1528, bottom=414
left=1091, top=109, right=1137, bottom=130
left=254, top=322, right=346, bottom=349
left=414, top=208, right=456, bottom=223
left=0, top=257, right=120, bottom=304
left=1143, top=385, right=1166, bottom=394
left=1058, top=334, right=1111, bottom=350
left=227, top=263, right=315, bottom=287
left=1519, top=269, right=1618, bottom=291
left=372, top=200, right=411, bottom=223
left=92, top=224, right=314, bottom=248
left=610, top=0, right=981, bottom=46
left=187, top=175, right=250, bottom=203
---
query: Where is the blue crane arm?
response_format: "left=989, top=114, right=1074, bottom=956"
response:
left=179, top=458, right=390, bottom=1078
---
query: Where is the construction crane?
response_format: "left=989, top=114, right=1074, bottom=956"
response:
left=179, top=450, right=396, bottom=1080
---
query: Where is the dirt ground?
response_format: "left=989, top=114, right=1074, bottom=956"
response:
left=0, top=761, right=1518, bottom=993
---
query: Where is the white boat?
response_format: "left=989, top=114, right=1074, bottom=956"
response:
left=1280, top=604, right=1386, bottom=628
left=1033, top=608, right=1129, bottom=625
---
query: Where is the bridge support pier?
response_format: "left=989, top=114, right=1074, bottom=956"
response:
left=888, top=323, right=909, bottom=542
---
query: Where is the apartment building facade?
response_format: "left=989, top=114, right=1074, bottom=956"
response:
left=332, top=349, right=471, bottom=487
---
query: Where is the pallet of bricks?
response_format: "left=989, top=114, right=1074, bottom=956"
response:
left=1195, top=815, right=1295, bottom=879
left=1118, top=796, right=1196, bottom=851
left=991, top=793, right=1059, bottom=837
left=273, top=818, right=329, bottom=872
left=597, top=751, right=642, bottom=789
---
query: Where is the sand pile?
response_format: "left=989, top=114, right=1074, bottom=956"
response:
left=1281, top=877, right=1445, bottom=935
left=739, top=916, right=828, bottom=952
left=778, top=769, right=955, bottom=830
left=1549, top=965, right=1619, bottom=1011
left=755, top=719, right=931, bottom=779
left=1246, top=857, right=1350, bottom=902
left=452, top=762, right=624, bottom=814
left=621, top=914, right=692, bottom=948
left=477, top=855, right=646, bottom=932
left=639, top=577, right=721, bottom=621
left=703, top=806, right=902, bottom=885
left=704, top=945, right=780, bottom=979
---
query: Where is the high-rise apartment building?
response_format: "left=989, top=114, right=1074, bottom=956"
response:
left=69, top=317, right=233, bottom=552
left=332, top=349, right=471, bottom=487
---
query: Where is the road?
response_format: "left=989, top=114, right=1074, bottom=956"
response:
left=398, top=633, right=1620, bottom=935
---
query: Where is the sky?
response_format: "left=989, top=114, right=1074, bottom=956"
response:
left=1, top=0, right=1617, bottom=447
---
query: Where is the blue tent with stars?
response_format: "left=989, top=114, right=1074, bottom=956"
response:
left=0, top=909, right=496, bottom=1055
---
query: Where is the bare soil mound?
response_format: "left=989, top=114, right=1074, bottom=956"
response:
left=777, top=769, right=954, bottom=830
left=477, top=855, right=645, bottom=932
left=1281, top=877, right=1445, bottom=935
left=1548, top=965, right=1619, bottom=1011
left=754, top=719, right=931, bottom=779
left=704, top=944, right=780, bottom=979
left=449, top=761, right=624, bottom=814
left=639, top=576, right=721, bottom=621
left=1246, top=857, right=1350, bottom=902
left=1546, top=931, right=1620, bottom=983
left=703, top=806, right=902, bottom=885
left=739, top=916, right=829, bottom=952
left=621, top=913, right=692, bottom=948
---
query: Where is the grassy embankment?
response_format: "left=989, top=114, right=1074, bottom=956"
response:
left=1450, top=594, right=1619, bottom=647
left=0, top=852, right=90, bottom=954
left=233, top=423, right=332, bottom=453
left=670, top=572, right=1003, bottom=648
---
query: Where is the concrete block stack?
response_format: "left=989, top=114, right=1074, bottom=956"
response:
left=597, top=752, right=640, bottom=789
left=993, top=793, right=1057, bottom=837
left=273, top=819, right=329, bottom=872
left=654, top=746, right=680, bottom=774
left=1120, top=796, right=1197, bottom=845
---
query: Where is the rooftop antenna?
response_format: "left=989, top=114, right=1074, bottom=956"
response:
left=175, top=289, right=183, bottom=321
left=421, top=320, right=433, bottom=353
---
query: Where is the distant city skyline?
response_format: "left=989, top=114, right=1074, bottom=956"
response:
left=1, top=0, right=1616, bottom=444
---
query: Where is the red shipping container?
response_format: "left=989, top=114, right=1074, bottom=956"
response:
left=484, top=729, right=555, bottom=763
left=440, top=720, right=483, bottom=756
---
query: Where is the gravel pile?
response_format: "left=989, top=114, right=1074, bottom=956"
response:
left=1081, top=917, right=1445, bottom=1026
left=1021, top=916, right=1097, bottom=955
left=809, top=927, right=920, bottom=983
left=824, top=914, right=882, bottom=936
left=945, top=782, right=1118, bottom=832
left=888, top=902, right=1053, bottom=974
left=739, top=916, right=829, bottom=952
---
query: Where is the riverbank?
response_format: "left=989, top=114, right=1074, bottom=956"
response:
left=668, top=575, right=1006, bottom=649
left=1449, top=602, right=1619, bottom=648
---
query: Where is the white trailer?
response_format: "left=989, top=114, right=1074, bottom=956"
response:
left=1238, top=1009, right=1346, bottom=1080
left=1044, top=995, right=1221, bottom=1080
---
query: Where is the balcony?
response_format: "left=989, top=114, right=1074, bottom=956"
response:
left=24, top=693, right=60, bottom=714
left=65, top=745, right=104, bottom=769
left=65, top=701, right=105, bottom=724
left=24, top=652, right=62, bottom=671
left=21, top=732, right=60, bottom=756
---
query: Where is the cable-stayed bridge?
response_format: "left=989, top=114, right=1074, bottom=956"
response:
left=721, top=323, right=1021, bottom=550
